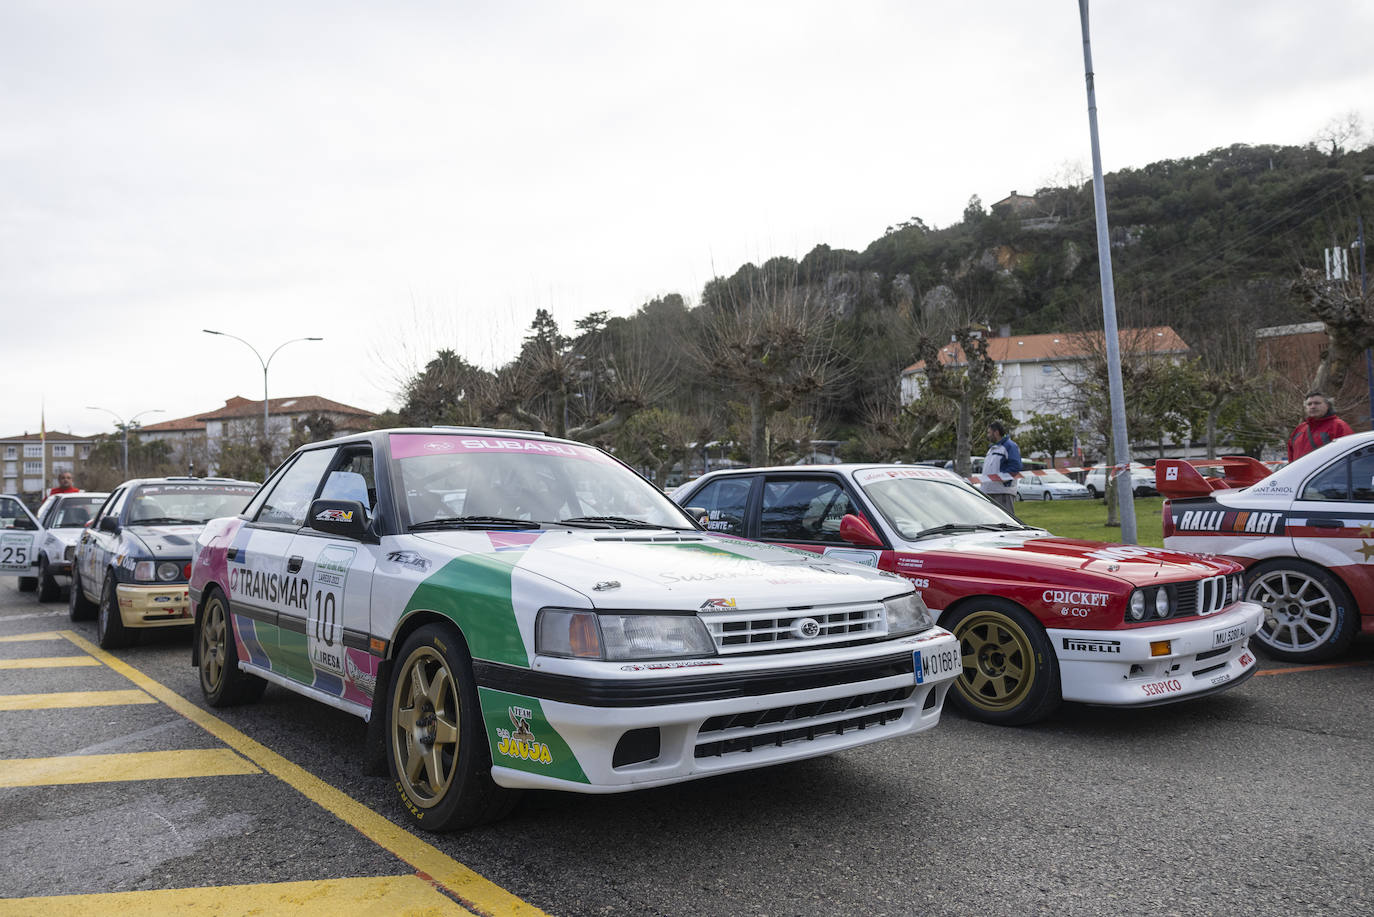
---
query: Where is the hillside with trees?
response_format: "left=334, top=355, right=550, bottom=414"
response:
left=386, top=136, right=1374, bottom=481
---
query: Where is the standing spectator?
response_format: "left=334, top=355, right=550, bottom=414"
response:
left=1287, top=391, right=1353, bottom=462
left=48, top=471, right=79, bottom=496
left=981, top=421, right=1022, bottom=515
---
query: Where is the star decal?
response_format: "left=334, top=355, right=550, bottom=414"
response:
left=1357, top=540, right=1374, bottom=562
left=1358, top=523, right=1374, bottom=538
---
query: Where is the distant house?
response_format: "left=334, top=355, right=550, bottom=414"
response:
left=0, top=432, right=96, bottom=500
left=1256, top=322, right=1370, bottom=431
left=990, top=190, right=1062, bottom=231
left=900, top=326, right=1191, bottom=424
left=139, top=395, right=376, bottom=474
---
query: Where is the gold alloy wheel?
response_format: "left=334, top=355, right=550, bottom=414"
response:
left=201, top=594, right=227, bottom=691
left=391, top=644, right=461, bottom=807
left=954, top=609, right=1035, bottom=712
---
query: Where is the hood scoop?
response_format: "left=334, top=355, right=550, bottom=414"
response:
left=159, top=534, right=193, bottom=545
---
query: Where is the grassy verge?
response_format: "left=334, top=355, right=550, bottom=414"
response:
left=1013, top=495, right=1165, bottom=548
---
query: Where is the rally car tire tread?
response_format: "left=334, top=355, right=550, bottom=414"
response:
left=38, top=557, right=61, bottom=603
left=943, top=598, right=1061, bottom=726
left=1245, top=559, right=1357, bottom=663
left=198, top=587, right=267, bottom=706
left=17, top=576, right=36, bottom=592
left=97, top=572, right=132, bottom=649
left=386, top=622, right=518, bottom=831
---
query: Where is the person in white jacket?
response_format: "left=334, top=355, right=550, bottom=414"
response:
left=980, top=421, right=1022, bottom=515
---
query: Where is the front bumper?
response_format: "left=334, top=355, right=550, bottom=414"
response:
left=483, top=628, right=961, bottom=792
left=115, top=583, right=194, bottom=629
left=1050, top=601, right=1263, bottom=706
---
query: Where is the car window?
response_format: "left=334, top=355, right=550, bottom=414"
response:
left=760, top=478, right=856, bottom=544
left=321, top=446, right=376, bottom=517
left=52, top=495, right=104, bottom=528
left=255, top=448, right=338, bottom=527
left=1305, top=445, right=1374, bottom=502
left=0, top=495, right=36, bottom=530
left=685, top=477, right=752, bottom=535
left=98, top=487, right=128, bottom=524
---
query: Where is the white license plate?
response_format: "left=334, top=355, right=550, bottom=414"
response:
left=1212, top=623, right=1246, bottom=648
left=914, top=644, right=961, bottom=684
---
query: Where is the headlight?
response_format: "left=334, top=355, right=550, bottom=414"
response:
left=134, top=561, right=155, bottom=582
left=1128, top=590, right=1147, bottom=621
left=1154, top=587, right=1171, bottom=618
left=884, top=592, right=933, bottom=636
left=157, top=561, right=181, bottom=582
left=536, top=609, right=716, bottom=660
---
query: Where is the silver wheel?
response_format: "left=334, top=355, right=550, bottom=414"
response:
left=1247, top=562, right=1355, bottom=662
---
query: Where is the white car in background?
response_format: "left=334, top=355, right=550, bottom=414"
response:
left=32, top=491, right=109, bottom=601
left=1016, top=470, right=1091, bottom=501
left=1083, top=462, right=1157, bottom=498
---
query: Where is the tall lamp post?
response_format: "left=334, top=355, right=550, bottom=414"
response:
left=86, top=406, right=165, bottom=476
left=203, top=330, right=323, bottom=476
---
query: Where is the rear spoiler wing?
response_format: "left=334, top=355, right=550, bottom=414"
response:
left=1155, top=456, right=1273, bottom=499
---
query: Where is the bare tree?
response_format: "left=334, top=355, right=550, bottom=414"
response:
left=914, top=326, right=998, bottom=476
left=1294, top=267, right=1374, bottom=395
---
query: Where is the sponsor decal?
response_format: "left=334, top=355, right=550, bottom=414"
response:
left=1238, top=651, right=1254, bottom=667
left=495, top=705, right=553, bottom=765
left=384, top=549, right=431, bottom=571
left=1043, top=589, right=1111, bottom=607
left=346, top=653, right=377, bottom=697
left=308, top=545, right=356, bottom=675
left=593, top=580, right=621, bottom=591
left=619, top=660, right=724, bottom=671
left=1062, top=637, right=1121, bottom=654
left=1210, top=673, right=1232, bottom=686
left=230, top=566, right=310, bottom=611
left=1084, top=545, right=1156, bottom=563
left=315, top=508, right=354, bottom=523
left=854, top=467, right=952, bottom=484
left=1249, top=480, right=1294, bottom=495
left=907, top=577, right=930, bottom=588
left=1357, top=541, right=1374, bottom=563
left=1141, top=678, right=1183, bottom=697
left=702, top=509, right=735, bottom=532
left=1164, top=466, right=1179, bottom=481
left=1174, top=509, right=1283, bottom=535
left=700, top=597, right=737, bottom=610
left=896, top=556, right=924, bottom=569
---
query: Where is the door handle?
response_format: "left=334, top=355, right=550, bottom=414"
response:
left=287, top=555, right=303, bottom=573
left=1309, top=519, right=1342, bottom=529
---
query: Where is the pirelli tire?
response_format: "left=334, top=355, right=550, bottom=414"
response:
left=197, top=586, right=267, bottom=707
left=69, top=566, right=97, bottom=621
left=1245, top=559, right=1358, bottom=663
left=942, top=598, right=1062, bottom=726
left=386, top=622, right=517, bottom=832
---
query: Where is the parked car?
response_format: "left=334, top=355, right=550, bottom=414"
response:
left=1083, top=462, right=1157, bottom=497
left=0, top=493, right=42, bottom=591
left=189, top=428, right=960, bottom=831
left=32, top=491, right=109, bottom=601
left=674, top=463, right=1262, bottom=726
left=1159, top=435, right=1374, bottom=663
left=1016, top=470, right=1091, bottom=501
left=69, top=477, right=259, bottom=648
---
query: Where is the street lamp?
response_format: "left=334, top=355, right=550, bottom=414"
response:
left=86, top=406, right=165, bottom=476
left=202, top=330, right=323, bottom=476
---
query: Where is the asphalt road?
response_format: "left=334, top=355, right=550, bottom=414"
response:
left=2, top=583, right=1372, bottom=916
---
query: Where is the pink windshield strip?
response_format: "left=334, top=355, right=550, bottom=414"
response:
left=388, top=433, right=615, bottom=463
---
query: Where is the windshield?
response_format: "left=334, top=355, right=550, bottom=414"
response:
left=1037, top=470, right=1074, bottom=484
left=390, top=433, right=693, bottom=529
left=854, top=468, right=1022, bottom=540
left=51, top=495, right=105, bottom=528
left=126, top=483, right=258, bottom=524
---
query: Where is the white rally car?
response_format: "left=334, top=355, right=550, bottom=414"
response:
left=190, top=428, right=960, bottom=830
left=1160, top=433, right=1374, bottom=662
left=0, top=494, right=42, bottom=590
left=31, top=491, right=109, bottom=601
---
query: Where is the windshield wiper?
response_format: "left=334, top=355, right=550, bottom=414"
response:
left=410, top=515, right=540, bottom=530
left=913, top=522, right=1015, bottom=539
left=556, top=516, right=665, bottom=529
left=130, top=517, right=202, bottom=526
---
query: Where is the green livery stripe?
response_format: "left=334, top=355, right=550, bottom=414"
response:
left=406, top=554, right=529, bottom=668
left=478, top=688, right=588, bottom=784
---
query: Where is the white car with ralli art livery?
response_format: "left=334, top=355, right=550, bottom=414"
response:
left=674, top=463, right=1265, bottom=725
left=190, top=428, right=959, bottom=831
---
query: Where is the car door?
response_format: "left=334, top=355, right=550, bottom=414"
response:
left=80, top=487, right=127, bottom=594
left=0, top=495, right=41, bottom=581
left=1291, top=442, right=1374, bottom=599
left=680, top=474, right=757, bottom=535
left=229, top=447, right=339, bottom=683
left=278, top=444, right=380, bottom=706
left=757, top=474, right=886, bottom=567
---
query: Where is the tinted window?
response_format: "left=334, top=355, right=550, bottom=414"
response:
left=0, top=496, right=35, bottom=530
left=98, top=488, right=128, bottom=525
left=255, top=448, right=338, bottom=527
left=51, top=495, right=104, bottom=528
left=685, top=478, right=752, bottom=535
left=760, top=478, right=856, bottom=544
left=1307, top=445, right=1374, bottom=502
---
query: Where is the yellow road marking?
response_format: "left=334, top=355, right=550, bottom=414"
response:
left=0, top=689, right=154, bottom=710
left=0, top=632, right=63, bottom=642
left=0, top=874, right=476, bottom=916
left=0, top=656, right=101, bottom=669
left=0, top=748, right=260, bottom=787
left=1256, top=660, right=1374, bottom=677
left=60, top=631, right=550, bottom=917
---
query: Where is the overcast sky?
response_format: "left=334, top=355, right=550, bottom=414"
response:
left=4, top=1, right=1372, bottom=441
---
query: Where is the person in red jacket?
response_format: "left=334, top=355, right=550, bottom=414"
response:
left=48, top=471, right=79, bottom=496
left=1287, top=391, right=1354, bottom=461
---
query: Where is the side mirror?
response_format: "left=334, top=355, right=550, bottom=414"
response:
left=839, top=513, right=883, bottom=547
left=98, top=516, right=119, bottom=534
left=308, top=499, right=369, bottom=539
left=685, top=505, right=710, bottom=527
